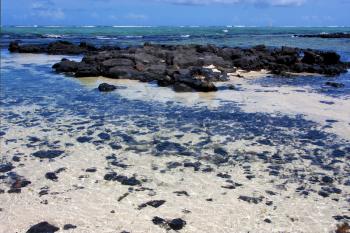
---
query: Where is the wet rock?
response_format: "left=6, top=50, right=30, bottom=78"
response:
left=174, top=191, right=189, bottom=197
left=152, top=216, right=166, bottom=226
left=238, top=195, right=264, bottom=204
left=118, top=192, right=129, bottom=202
left=173, top=83, right=193, bottom=92
left=333, top=215, right=350, bottom=221
left=168, top=218, right=186, bottom=230
left=318, top=190, right=330, bottom=198
left=104, top=172, right=141, bottom=186
left=166, top=161, right=182, bottom=169
left=264, top=218, right=272, bottom=223
left=86, top=167, right=97, bottom=173
left=138, top=200, right=166, bottom=209
left=0, top=163, right=14, bottom=173
left=325, top=82, right=345, bottom=88
left=109, top=142, right=122, bottom=150
left=321, top=176, right=334, bottom=184
left=98, top=83, right=117, bottom=92
left=12, top=156, right=21, bottom=162
left=32, top=150, right=64, bottom=159
left=26, top=222, right=59, bottom=233
left=217, top=173, right=231, bottom=179
left=98, top=132, right=111, bottom=140
left=214, top=147, right=228, bottom=156
left=183, top=161, right=201, bottom=171
left=63, top=224, right=77, bottom=230
left=45, top=172, right=58, bottom=181
left=76, top=136, right=93, bottom=143
left=8, top=188, right=21, bottom=193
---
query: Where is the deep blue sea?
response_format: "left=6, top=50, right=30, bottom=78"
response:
left=1, top=26, right=350, bottom=55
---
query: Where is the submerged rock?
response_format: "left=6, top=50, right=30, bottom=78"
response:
left=32, top=150, right=64, bottom=159
left=325, top=82, right=345, bottom=88
left=138, top=200, right=166, bottom=209
left=152, top=217, right=186, bottom=231
left=98, top=83, right=117, bottom=92
left=63, top=224, right=77, bottom=230
left=104, top=172, right=141, bottom=186
left=168, top=218, right=186, bottom=230
left=45, top=172, right=58, bottom=181
left=26, top=222, right=59, bottom=233
left=0, top=163, right=14, bottom=173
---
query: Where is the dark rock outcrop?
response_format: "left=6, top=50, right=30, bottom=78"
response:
left=9, top=41, right=349, bottom=92
left=295, top=33, right=350, bottom=39
left=9, top=41, right=97, bottom=55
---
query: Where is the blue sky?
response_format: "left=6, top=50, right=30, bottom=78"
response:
left=1, top=0, right=349, bottom=26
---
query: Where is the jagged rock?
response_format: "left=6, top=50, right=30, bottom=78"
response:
left=26, top=222, right=59, bottom=233
left=10, top=41, right=349, bottom=92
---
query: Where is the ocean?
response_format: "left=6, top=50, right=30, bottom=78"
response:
left=0, top=26, right=350, bottom=232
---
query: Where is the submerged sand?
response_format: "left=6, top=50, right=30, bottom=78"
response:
left=0, top=53, right=349, bottom=233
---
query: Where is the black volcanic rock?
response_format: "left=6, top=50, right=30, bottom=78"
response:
left=295, top=33, right=350, bottom=39
left=98, top=83, right=117, bottom=92
left=10, top=40, right=97, bottom=55
left=32, top=150, right=64, bottom=159
left=45, top=172, right=58, bottom=181
left=63, top=224, right=77, bottom=230
left=26, top=222, right=59, bottom=233
left=168, top=218, right=186, bottom=230
left=325, top=82, right=345, bottom=88
left=9, top=41, right=350, bottom=92
left=0, top=163, right=14, bottom=173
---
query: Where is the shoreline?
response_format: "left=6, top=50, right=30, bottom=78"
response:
left=8, top=41, right=350, bottom=93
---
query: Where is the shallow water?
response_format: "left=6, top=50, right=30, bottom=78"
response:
left=0, top=32, right=350, bottom=233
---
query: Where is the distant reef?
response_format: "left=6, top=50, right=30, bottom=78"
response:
left=9, top=40, right=350, bottom=92
left=295, top=32, right=350, bottom=39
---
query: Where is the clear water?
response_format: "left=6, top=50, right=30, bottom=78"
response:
left=1, top=27, right=350, bottom=232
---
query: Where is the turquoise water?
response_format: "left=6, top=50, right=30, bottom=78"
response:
left=1, top=26, right=350, bottom=57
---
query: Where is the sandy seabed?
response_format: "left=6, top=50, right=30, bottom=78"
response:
left=0, top=53, right=349, bottom=233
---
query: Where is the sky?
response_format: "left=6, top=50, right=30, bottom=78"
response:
left=1, top=0, right=349, bottom=26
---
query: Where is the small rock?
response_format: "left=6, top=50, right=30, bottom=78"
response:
left=168, top=218, right=186, bottom=231
left=63, top=224, right=77, bottom=230
left=321, top=176, right=334, bottom=184
left=138, top=200, right=166, bottom=209
left=45, top=172, right=58, bottom=181
left=264, top=218, right=272, bottom=223
left=86, top=167, right=97, bottom=173
left=98, top=83, right=117, bottom=92
left=152, top=216, right=166, bottom=225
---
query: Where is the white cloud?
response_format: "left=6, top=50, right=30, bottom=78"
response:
left=30, top=0, right=65, bottom=20
left=157, top=0, right=305, bottom=6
